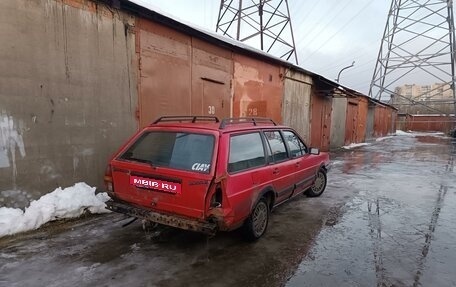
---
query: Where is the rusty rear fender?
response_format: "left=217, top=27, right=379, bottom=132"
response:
left=204, top=175, right=236, bottom=231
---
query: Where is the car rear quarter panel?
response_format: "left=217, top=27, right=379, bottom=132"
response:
left=307, top=152, right=330, bottom=174
left=214, top=132, right=274, bottom=228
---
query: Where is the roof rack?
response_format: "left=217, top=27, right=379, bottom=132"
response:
left=152, top=116, right=220, bottom=124
left=219, top=117, right=277, bottom=129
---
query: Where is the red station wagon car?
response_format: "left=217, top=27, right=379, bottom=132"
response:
left=104, top=116, right=330, bottom=240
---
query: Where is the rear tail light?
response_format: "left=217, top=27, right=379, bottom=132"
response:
left=104, top=164, right=114, bottom=193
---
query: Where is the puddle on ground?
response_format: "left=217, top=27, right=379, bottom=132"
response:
left=288, top=136, right=456, bottom=287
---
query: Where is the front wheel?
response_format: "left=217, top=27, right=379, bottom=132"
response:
left=242, top=198, right=269, bottom=241
left=306, top=169, right=327, bottom=197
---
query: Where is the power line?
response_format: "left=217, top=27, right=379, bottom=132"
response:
left=289, top=0, right=319, bottom=29
left=296, top=1, right=352, bottom=49
left=301, top=1, right=375, bottom=62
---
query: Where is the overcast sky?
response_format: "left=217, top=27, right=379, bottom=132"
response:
left=135, top=1, right=392, bottom=94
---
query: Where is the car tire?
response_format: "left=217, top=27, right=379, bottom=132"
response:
left=242, top=197, right=269, bottom=241
left=306, top=169, right=327, bottom=197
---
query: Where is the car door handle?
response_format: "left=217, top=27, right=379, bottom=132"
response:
left=295, top=162, right=300, bottom=168
left=272, top=168, right=280, bottom=175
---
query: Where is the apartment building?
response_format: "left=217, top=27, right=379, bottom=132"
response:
left=392, top=83, right=454, bottom=114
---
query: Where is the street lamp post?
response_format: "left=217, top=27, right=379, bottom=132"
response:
left=335, top=61, right=355, bottom=83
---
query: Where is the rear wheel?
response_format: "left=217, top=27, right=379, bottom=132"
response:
left=242, top=197, right=269, bottom=241
left=306, top=169, right=327, bottom=197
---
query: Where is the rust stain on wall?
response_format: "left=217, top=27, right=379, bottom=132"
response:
left=233, top=54, right=283, bottom=124
left=60, top=0, right=96, bottom=12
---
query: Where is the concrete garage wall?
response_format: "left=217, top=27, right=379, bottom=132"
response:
left=330, top=97, right=347, bottom=149
left=0, top=0, right=137, bottom=206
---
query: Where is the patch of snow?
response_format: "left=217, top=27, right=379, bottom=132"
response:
left=130, top=243, right=140, bottom=251
left=342, top=143, right=370, bottom=150
left=75, top=263, right=101, bottom=274
left=395, top=130, right=414, bottom=136
left=329, top=160, right=344, bottom=166
left=415, top=131, right=446, bottom=136
left=376, top=136, right=395, bottom=142
left=0, top=182, right=110, bottom=238
left=0, top=252, right=17, bottom=259
left=75, top=263, right=101, bottom=282
left=395, top=130, right=447, bottom=137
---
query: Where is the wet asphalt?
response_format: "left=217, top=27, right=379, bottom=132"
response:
left=0, top=133, right=455, bottom=287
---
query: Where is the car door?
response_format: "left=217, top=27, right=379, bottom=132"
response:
left=282, top=130, right=316, bottom=194
left=225, top=132, right=269, bottom=220
left=263, top=130, right=295, bottom=203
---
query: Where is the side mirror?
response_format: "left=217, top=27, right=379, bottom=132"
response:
left=309, top=147, right=320, bottom=155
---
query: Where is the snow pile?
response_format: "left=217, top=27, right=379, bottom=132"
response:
left=395, top=130, right=449, bottom=137
left=0, top=183, right=110, bottom=238
left=395, top=130, right=414, bottom=136
left=342, top=143, right=370, bottom=150
left=376, top=136, right=395, bottom=142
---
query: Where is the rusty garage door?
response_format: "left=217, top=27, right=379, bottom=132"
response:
left=310, top=92, right=332, bottom=151
left=345, top=100, right=359, bottom=145
left=191, top=38, right=232, bottom=120
left=355, top=96, right=368, bottom=143
left=137, top=19, right=231, bottom=127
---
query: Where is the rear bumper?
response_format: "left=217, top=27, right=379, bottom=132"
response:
left=105, top=200, right=217, bottom=235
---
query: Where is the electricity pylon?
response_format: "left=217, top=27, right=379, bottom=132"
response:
left=216, top=0, right=298, bottom=64
left=369, top=0, right=456, bottom=116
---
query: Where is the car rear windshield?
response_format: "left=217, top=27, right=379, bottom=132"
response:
left=120, top=132, right=215, bottom=173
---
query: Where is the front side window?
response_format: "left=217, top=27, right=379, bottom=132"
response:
left=228, top=132, right=266, bottom=173
left=283, top=130, right=307, bottom=157
left=120, top=132, right=214, bottom=173
left=264, top=131, right=288, bottom=162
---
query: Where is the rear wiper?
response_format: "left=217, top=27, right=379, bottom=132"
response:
left=124, top=157, right=153, bottom=165
left=142, top=159, right=155, bottom=167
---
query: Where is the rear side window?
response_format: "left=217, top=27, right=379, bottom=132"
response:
left=283, top=130, right=307, bottom=157
left=120, top=132, right=214, bottom=173
left=264, top=131, right=288, bottom=162
left=229, top=132, right=266, bottom=173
